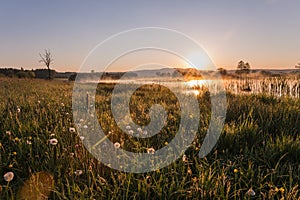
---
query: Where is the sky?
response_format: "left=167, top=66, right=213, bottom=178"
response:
left=0, top=0, right=300, bottom=72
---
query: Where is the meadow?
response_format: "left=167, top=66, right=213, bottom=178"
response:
left=0, top=78, right=299, bottom=199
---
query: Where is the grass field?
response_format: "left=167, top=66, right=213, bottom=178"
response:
left=0, top=78, right=299, bottom=199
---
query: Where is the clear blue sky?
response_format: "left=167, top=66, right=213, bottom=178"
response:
left=0, top=0, right=299, bottom=71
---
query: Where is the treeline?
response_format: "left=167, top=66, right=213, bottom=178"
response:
left=68, top=69, right=203, bottom=81
left=0, top=68, right=35, bottom=78
left=69, top=72, right=138, bottom=81
left=0, top=68, right=57, bottom=79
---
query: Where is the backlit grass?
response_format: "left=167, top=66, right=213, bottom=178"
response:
left=0, top=78, right=299, bottom=199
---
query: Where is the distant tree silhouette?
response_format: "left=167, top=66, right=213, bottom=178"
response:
left=244, top=62, right=250, bottom=73
left=0, top=68, right=35, bottom=78
left=217, top=67, right=227, bottom=76
left=295, top=63, right=300, bottom=68
left=237, top=60, right=244, bottom=73
left=236, top=60, right=251, bottom=91
left=39, top=49, right=54, bottom=79
left=236, top=60, right=250, bottom=74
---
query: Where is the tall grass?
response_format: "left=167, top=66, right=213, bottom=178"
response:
left=0, top=78, right=299, bottom=199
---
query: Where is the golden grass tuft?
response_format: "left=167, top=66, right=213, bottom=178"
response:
left=17, top=172, right=54, bottom=200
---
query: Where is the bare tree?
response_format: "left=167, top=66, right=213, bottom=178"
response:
left=39, top=49, right=54, bottom=79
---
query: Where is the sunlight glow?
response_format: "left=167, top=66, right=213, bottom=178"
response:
left=186, top=79, right=208, bottom=87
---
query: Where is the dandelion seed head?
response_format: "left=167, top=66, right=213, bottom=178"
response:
left=246, top=188, right=255, bottom=196
left=142, top=130, right=148, bottom=135
left=69, top=127, right=76, bottom=133
left=3, top=172, right=14, bottom=182
left=49, top=138, right=58, bottom=145
left=147, top=147, right=155, bottom=154
left=146, top=175, right=152, bottom=184
left=114, top=142, right=121, bottom=149
left=74, top=170, right=83, bottom=176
